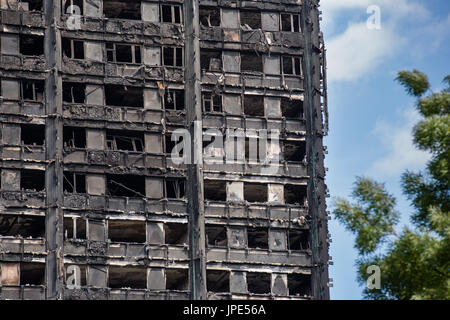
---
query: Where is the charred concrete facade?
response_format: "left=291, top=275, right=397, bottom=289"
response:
left=0, top=0, right=330, bottom=300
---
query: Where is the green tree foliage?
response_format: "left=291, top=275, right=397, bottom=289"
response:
left=333, top=70, right=450, bottom=300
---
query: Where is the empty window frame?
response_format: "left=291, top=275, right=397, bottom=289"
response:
left=15, top=0, right=43, bottom=12
left=282, top=56, right=302, bottom=76
left=20, top=169, right=45, bottom=192
left=63, top=82, right=86, bottom=103
left=206, top=225, right=227, bottom=247
left=20, top=263, right=45, bottom=286
left=283, top=140, right=306, bottom=162
left=64, top=0, right=84, bottom=15
left=207, top=270, right=230, bottom=293
left=108, top=220, right=146, bottom=243
left=244, top=182, right=267, bottom=203
left=103, top=0, right=141, bottom=20
left=200, top=50, right=222, bottom=72
left=166, top=268, right=189, bottom=290
left=105, top=85, right=143, bottom=108
left=109, top=266, right=147, bottom=289
left=21, top=124, right=45, bottom=146
left=281, top=97, right=304, bottom=119
left=107, top=174, right=145, bottom=198
left=64, top=217, right=87, bottom=240
left=63, top=172, right=86, bottom=193
left=0, top=263, right=44, bottom=286
left=200, top=7, right=220, bottom=27
left=281, top=13, right=301, bottom=32
left=164, top=223, right=188, bottom=245
left=161, top=4, right=183, bottom=24
left=288, top=274, right=311, bottom=296
left=204, top=180, right=226, bottom=201
left=164, top=89, right=184, bottom=111
left=63, top=126, right=86, bottom=148
left=0, top=214, right=45, bottom=238
left=284, top=184, right=307, bottom=205
left=247, top=227, right=269, bottom=249
left=21, top=80, right=44, bottom=102
left=166, top=179, right=185, bottom=199
left=243, top=95, right=264, bottom=117
left=241, top=52, right=263, bottom=73
left=240, top=10, right=261, bottom=29
left=106, top=130, right=144, bottom=152
left=106, top=43, right=141, bottom=64
left=162, top=47, right=183, bottom=67
left=288, top=229, right=309, bottom=250
left=19, top=35, right=44, bottom=56
left=247, top=272, right=270, bottom=294
left=62, top=38, right=84, bottom=59
left=202, top=92, right=222, bottom=113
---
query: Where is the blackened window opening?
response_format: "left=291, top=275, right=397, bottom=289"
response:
left=247, top=272, right=270, bottom=294
left=206, top=225, right=227, bottom=247
left=166, top=179, right=185, bottom=199
left=21, top=124, right=45, bottom=146
left=63, top=126, right=86, bottom=148
left=204, top=180, right=226, bottom=201
left=0, top=215, right=45, bottom=238
left=63, top=172, right=86, bottom=193
left=284, top=184, right=307, bottom=205
left=207, top=270, right=230, bottom=293
left=20, top=169, right=45, bottom=192
left=241, top=52, right=263, bottom=73
left=63, top=82, right=86, bottom=103
left=106, top=130, right=144, bottom=152
left=244, top=182, right=267, bottom=203
left=281, top=13, right=300, bottom=32
left=200, top=50, right=222, bottom=71
left=108, top=220, right=146, bottom=243
left=281, top=97, right=304, bottom=119
left=106, top=43, right=141, bottom=64
left=282, top=56, right=302, bottom=75
left=20, top=35, right=44, bottom=56
left=247, top=227, right=269, bottom=249
left=103, top=0, right=141, bottom=20
left=107, top=174, right=145, bottom=197
left=288, top=274, right=311, bottom=296
left=283, top=140, right=306, bottom=162
left=105, top=85, right=143, bottom=108
left=163, top=47, right=183, bottom=67
left=22, top=80, right=44, bottom=101
left=240, top=10, right=261, bottom=29
left=161, top=4, right=182, bottom=24
left=62, top=38, right=84, bottom=59
left=203, top=92, right=222, bottom=112
left=288, top=229, right=309, bottom=250
left=164, top=89, right=184, bottom=110
left=200, top=7, right=220, bottom=27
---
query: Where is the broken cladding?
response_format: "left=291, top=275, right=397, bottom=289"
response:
left=0, top=0, right=330, bottom=300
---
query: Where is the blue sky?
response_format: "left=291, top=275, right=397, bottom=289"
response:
left=320, top=0, right=450, bottom=299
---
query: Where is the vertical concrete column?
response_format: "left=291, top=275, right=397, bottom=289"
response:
left=44, top=0, right=64, bottom=299
left=185, top=0, right=207, bottom=300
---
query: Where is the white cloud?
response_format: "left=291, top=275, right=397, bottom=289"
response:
left=369, top=108, right=430, bottom=177
left=326, top=22, right=399, bottom=82
left=321, top=0, right=430, bottom=82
